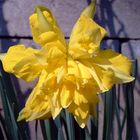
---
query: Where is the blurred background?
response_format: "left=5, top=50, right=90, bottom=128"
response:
left=0, top=0, right=140, bottom=139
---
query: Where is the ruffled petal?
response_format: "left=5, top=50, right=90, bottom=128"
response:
left=29, top=6, right=66, bottom=47
left=38, top=66, right=66, bottom=119
left=60, top=79, right=75, bottom=108
left=50, top=89, right=62, bottom=119
left=68, top=102, right=89, bottom=128
left=92, top=49, right=134, bottom=85
left=29, top=6, right=67, bottom=68
left=73, top=82, right=99, bottom=105
left=3, top=1, right=135, bottom=129
left=45, top=42, right=67, bottom=66
left=69, top=1, right=106, bottom=59
left=74, top=90, right=88, bottom=105
left=17, top=70, right=51, bottom=121
left=2, top=45, right=47, bottom=82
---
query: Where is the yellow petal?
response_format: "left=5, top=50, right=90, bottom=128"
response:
left=92, top=49, right=134, bottom=84
left=80, top=84, right=99, bottom=104
left=68, top=58, right=81, bottom=78
left=77, top=61, right=93, bottom=79
left=2, top=45, right=46, bottom=82
left=45, top=60, right=66, bottom=86
left=101, top=70, right=114, bottom=90
left=69, top=103, right=89, bottom=128
left=69, top=14, right=107, bottom=59
left=74, top=90, right=88, bottom=105
left=60, top=81, right=74, bottom=108
left=29, top=6, right=66, bottom=47
left=77, top=59, right=113, bottom=92
left=0, top=53, right=6, bottom=61
left=81, top=0, right=96, bottom=18
left=74, top=82, right=99, bottom=106
left=36, top=7, right=52, bottom=32
left=38, top=69, right=63, bottom=119
left=51, top=89, right=62, bottom=119
left=46, top=45, right=66, bottom=62
left=18, top=70, right=51, bottom=121
left=57, top=66, right=65, bottom=84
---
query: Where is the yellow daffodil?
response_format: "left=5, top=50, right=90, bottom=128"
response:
left=2, top=1, right=134, bottom=128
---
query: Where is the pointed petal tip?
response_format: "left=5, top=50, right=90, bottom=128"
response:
left=34, top=5, right=49, bottom=13
left=74, top=116, right=86, bottom=128
left=17, top=114, right=24, bottom=122
left=51, top=108, right=62, bottom=120
left=126, top=76, right=135, bottom=83
left=82, top=0, right=96, bottom=18
left=35, top=6, right=52, bottom=32
left=80, top=123, right=86, bottom=128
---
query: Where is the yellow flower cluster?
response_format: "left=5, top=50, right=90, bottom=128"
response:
left=2, top=1, right=134, bottom=128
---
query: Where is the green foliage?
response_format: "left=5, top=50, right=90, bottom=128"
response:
left=0, top=60, right=136, bottom=140
left=0, top=61, right=28, bottom=140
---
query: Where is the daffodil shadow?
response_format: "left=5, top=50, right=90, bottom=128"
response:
left=96, top=0, right=139, bottom=139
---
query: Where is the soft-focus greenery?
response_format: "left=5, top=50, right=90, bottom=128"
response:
left=0, top=60, right=136, bottom=140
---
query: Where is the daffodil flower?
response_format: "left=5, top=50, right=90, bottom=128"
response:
left=2, top=1, right=134, bottom=128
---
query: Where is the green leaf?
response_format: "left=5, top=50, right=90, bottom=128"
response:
left=40, top=120, right=51, bottom=140
left=0, top=61, right=28, bottom=140
left=103, top=87, right=116, bottom=140
left=65, top=110, right=75, bottom=140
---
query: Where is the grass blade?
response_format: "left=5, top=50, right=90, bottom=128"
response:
left=0, top=61, right=28, bottom=140
left=40, top=120, right=52, bottom=140
left=103, top=87, right=116, bottom=140
left=65, top=110, right=75, bottom=140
